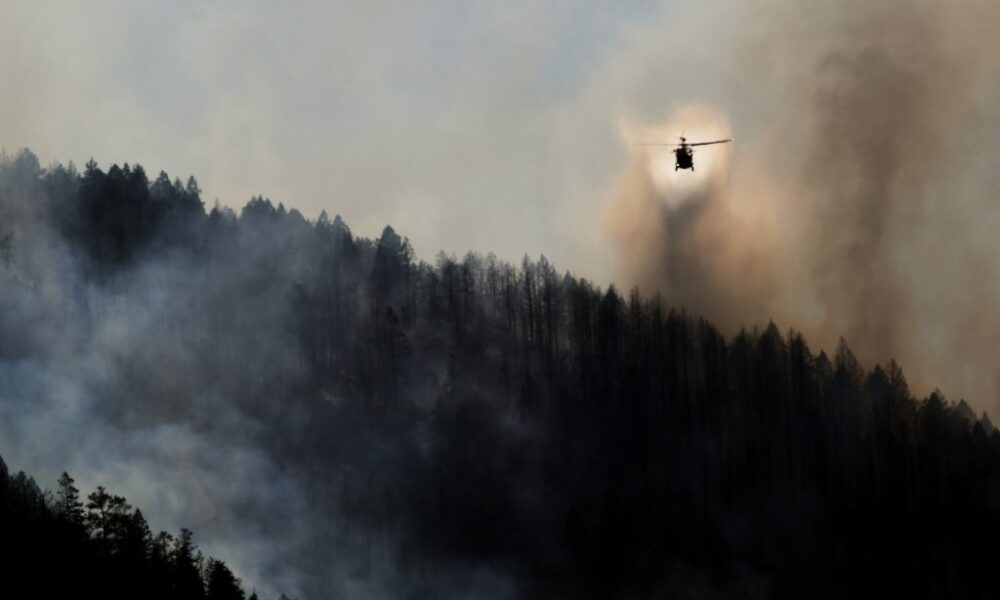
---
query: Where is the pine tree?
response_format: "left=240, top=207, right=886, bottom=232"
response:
left=56, top=472, right=84, bottom=526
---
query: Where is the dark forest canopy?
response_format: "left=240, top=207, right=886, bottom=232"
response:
left=0, top=460, right=261, bottom=600
left=2, top=147, right=1000, bottom=599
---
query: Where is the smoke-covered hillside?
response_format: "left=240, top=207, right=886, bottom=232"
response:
left=2, top=149, right=1000, bottom=599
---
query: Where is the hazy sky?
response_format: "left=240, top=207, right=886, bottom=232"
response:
left=0, top=0, right=725, bottom=283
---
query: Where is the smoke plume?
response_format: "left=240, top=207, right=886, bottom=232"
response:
left=605, top=0, right=1000, bottom=411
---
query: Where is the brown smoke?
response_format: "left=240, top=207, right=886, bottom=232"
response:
left=605, top=0, right=1000, bottom=411
left=605, top=106, right=779, bottom=333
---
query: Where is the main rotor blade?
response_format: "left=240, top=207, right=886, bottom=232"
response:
left=687, top=139, right=732, bottom=147
left=636, top=143, right=683, bottom=147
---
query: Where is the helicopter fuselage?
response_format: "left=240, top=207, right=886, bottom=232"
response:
left=674, top=146, right=694, bottom=171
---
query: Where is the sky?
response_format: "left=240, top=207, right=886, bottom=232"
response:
left=0, top=0, right=696, bottom=283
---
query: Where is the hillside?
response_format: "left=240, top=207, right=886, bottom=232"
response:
left=1, top=148, right=999, bottom=599
left=0, top=456, right=259, bottom=599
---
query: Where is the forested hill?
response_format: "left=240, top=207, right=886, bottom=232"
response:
left=2, top=147, right=1000, bottom=599
left=0, top=458, right=260, bottom=599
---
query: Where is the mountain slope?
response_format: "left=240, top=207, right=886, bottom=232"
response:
left=1, top=149, right=998, bottom=598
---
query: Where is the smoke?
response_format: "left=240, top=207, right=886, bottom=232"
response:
left=605, top=106, right=778, bottom=333
left=604, top=0, right=1000, bottom=411
left=0, top=211, right=313, bottom=597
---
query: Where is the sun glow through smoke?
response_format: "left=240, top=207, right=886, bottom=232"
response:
left=623, top=106, right=733, bottom=209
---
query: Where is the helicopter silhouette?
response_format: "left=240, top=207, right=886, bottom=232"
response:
left=640, top=136, right=732, bottom=171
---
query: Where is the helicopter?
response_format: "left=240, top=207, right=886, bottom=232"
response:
left=640, top=136, right=732, bottom=171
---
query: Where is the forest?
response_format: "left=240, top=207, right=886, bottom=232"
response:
left=1, top=147, right=999, bottom=599
left=0, top=459, right=260, bottom=599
